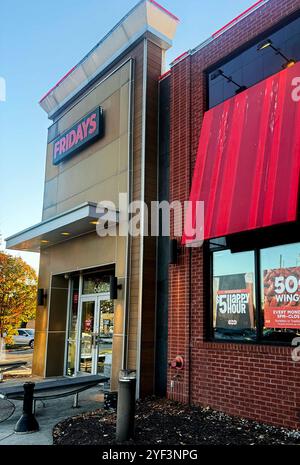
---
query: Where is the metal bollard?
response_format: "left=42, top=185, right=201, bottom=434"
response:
left=15, top=382, right=39, bottom=434
left=116, top=370, right=136, bottom=442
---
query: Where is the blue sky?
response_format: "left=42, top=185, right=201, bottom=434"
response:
left=0, top=0, right=256, bottom=271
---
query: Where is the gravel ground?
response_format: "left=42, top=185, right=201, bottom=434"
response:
left=53, top=397, right=300, bottom=445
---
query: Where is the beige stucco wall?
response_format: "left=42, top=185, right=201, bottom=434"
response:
left=32, top=61, right=131, bottom=386
left=43, top=61, right=131, bottom=218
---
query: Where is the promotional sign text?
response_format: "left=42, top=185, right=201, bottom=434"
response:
left=264, top=267, right=300, bottom=329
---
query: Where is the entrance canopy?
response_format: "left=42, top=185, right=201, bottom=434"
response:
left=5, top=202, right=118, bottom=253
left=183, top=61, right=300, bottom=245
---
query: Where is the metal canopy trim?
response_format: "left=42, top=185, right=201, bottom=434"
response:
left=5, top=202, right=119, bottom=253
left=39, top=0, right=179, bottom=118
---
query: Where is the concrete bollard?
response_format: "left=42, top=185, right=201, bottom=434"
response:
left=116, top=370, right=136, bottom=442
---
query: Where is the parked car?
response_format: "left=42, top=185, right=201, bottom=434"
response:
left=13, top=329, right=35, bottom=349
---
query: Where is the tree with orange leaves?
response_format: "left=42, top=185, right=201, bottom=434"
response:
left=0, top=252, right=37, bottom=343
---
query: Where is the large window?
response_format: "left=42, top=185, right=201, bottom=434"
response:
left=212, top=242, right=300, bottom=344
left=208, top=14, right=300, bottom=109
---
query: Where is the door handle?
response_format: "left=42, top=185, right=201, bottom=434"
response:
left=91, top=333, right=100, bottom=348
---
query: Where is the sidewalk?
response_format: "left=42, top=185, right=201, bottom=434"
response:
left=0, top=386, right=104, bottom=445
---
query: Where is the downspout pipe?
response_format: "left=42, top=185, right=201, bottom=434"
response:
left=188, top=54, right=192, bottom=406
left=121, top=59, right=135, bottom=371
left=136, top=38, right=148, bottom=398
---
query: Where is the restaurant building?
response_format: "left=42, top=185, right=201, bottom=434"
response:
left=6, top=0, right=300, bottom=430
left=165, top=0, right=300, bottom=428
left=6, top=0, right=178, bottom=396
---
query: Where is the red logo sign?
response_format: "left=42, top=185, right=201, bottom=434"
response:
left=53, top=107, right=104, bottom=165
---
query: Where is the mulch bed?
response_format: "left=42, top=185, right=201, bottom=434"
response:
left=53, top=397, right=300, bottom=445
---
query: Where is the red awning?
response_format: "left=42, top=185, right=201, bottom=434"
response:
left=183, top=62, right=300, bottom=244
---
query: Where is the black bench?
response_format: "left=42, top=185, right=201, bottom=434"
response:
left=0, top=361, right=27, bottom=382
left=0, top=375, right=109, bottom=433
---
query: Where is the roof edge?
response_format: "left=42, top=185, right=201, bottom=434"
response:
left=149, top=0, right=180, bottom=22
left=170, top=0, right=271, bottom=68
left=39, top=0, right=179, bottom=110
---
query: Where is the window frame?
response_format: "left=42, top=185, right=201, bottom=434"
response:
left=208, top=240, right=300, bottom=346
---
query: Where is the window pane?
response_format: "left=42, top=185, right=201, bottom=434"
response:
left=66, top=277, right=79, bottom=376
left=79, top=301, right=95, bottom=374
left=82, top=273, right=110, bottom=294
left=213, top=249, right=256, bottom=341
left=261, top=242, right=300, bottom=342
left=97, top=300, right=114, bottom=381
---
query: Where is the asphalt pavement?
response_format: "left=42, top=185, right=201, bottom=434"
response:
left=0, top=348, right=33, bottom=378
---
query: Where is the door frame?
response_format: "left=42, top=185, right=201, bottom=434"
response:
left=75, top=292, right=111, bottom=376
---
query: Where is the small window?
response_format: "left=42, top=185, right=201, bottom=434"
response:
left=26, top=329, right=34, bottom=335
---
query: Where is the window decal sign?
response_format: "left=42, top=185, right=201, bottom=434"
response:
left=52, top=107, right=104, bottom=165
left=264, top=267, right=300, bottom=329
left=215, top=273, right=254, bottom=330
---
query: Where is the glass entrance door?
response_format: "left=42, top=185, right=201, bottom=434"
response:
left=79, top=298, right=96, bottom=374
left=77, top=294, right=114, bottom=376
left=95, top=299, right=114, bottom=378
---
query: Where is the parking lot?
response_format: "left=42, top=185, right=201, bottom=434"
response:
left=0, top=348, right=33, bottom=379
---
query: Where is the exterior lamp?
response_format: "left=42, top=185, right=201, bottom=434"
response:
left=285, top=59, right=297, bottom=69
left=110, top=276, right=122, bottom=300
left=257, top=39, right=272, bottom=50
left=37, top=288, right=47, bottom=306
left=211, top=69, right=247, bottom=94
left=257, top=39, right=296, bottom=69
left=169, top=239, right=180, bottom=265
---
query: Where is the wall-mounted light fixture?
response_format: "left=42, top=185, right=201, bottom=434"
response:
left=37, top=288, right=47, bottom=306
left=257, top=39, right=296, bottom=69
left=169, top=239, right=180, bottom=265
left=109, top=276, right=122, bottom=300
left=211, top=69, right=247, bottom=94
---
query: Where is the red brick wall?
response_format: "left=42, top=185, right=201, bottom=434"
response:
left=169, top=54, right=192, bottom=404
left=168, top=0, right=300, bottom=429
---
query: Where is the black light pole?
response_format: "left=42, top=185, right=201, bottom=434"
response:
left=110, top=275, right=137, bottom=442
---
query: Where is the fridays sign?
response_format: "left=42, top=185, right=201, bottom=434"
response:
left=52, top=107, right=104, bottom=165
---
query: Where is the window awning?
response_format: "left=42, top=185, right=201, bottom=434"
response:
left=183, top=62, right=300, bottom=244
left=5, top=202, right=119, bottom=253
